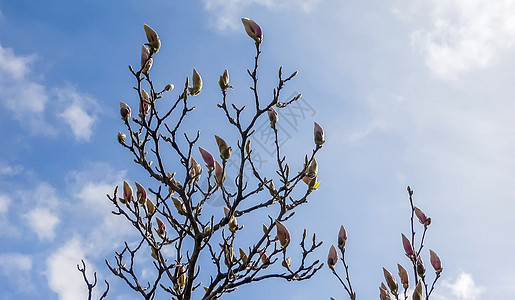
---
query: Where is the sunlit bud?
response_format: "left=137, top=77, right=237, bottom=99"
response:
left=139, top=98, right=150, bottom=118
left=275, top=220, right=291, bottom=248
left=143, top=24, right=161, bottom=53
left=120, top=102, right=131, bottom=122
left=245, top=139, right=251, bottom=155
left=414, top=206, right=431, bottom=226
left=220, top=243, right=235, bottom=266
left=383, top=267, right=398, bottom=295
left=172, top=197, right=186, bottom=215
left=117, top=132, right=126, bottom=144
left=241, top=18, right=263, bottom=44
left=188, top=68, right=202, bottom=96
left=146, top=199, right=156, bottom=216
left=188, top=157, right=202, bottom=184
left=262, top=224, right=268, bottom=234
left=121, top=181, right=133, bottom=204
left=379, top=284, right=392, bottom=300
left=282, top=257, right=292, bottom=268
left=397, top=264, right=409, bottom=290
left=239, top=248, right=248, bottom=264
left=214, top=161, right=226, bottom=185
left=327, top=245, right=338, bottom=270
left=401, top=233, right=414, bottom=258
left=268, top=180, right=277, bottom=196
left=135, top=182, right=147, bottom=205
left=156, top=217, right=166, bottom=238
left=416, top=256, right=426, bottom=277
left=260, top=250, right=269, bottom=267
left=430, top=249, right=443, bottom=275
left=314, top=122, right=325, bottom=146
left=307, top=158, right=318, bottom=178
left=140, top=45, right=153, bottom=73
left=268, top=107, right=278, bottom=128
left=338, top=225, right=348, bottom=250
left=150, top=247, right=158, bottom=260
left=164, top=83, right=175, bottom=92
left=224, top=207, right=238, bottom=233
left=218, top=69, right=232, bottom=91
left=198, top=147, right=215, bottom=170
left=175, top=264, right=187, bottom=287
left=412, top=281, right=423, bottom=300
left=215, top=135, right=232, bottom=160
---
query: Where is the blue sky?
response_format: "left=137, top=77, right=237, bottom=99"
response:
left=0, top=0, right=514, bottom=299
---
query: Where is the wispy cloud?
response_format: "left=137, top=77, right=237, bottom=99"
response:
left=56, top=86, right=99, bottom=141
left=20, top=183, right=61, bottom=242
left=432, top=272, right=485, bottom=300
left=410, top=0, right=515, bottom=79
left=0, top=253, right=34, bottom=294
left=202, top=0, right=322, bottom=31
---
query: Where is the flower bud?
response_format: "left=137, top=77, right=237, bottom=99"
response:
left=401, top=233, right=414, bottom=258
left=172, top=197, right=186, bottom=215
left=260, top=250, right=269, bottom=268
left=245, top=139, right=251, bottom=155
left=383, top=267, right=398, bottom=295
left=218, top=69, right=232, bottom=91
left=135, top=182, right=147, bottom=205
left=143, top=24, right=161, bottom=53
left=175, top=264, right=187, bottom=287
left=117, top=132, right=126, bottom=144
left=416, top=255, right=426, bottom=277
left=241, top=18, right=263, bottom=44
left=214, top=161, right=225, bottom=185
left=379, top=284, right=392, bottom=300
left=314, top=122, right=325, bottom=146
left=146, top=199, right=156, bottom=216
left=215, top=135, right=232, bottom=160
left=150, top=247, right=158, bottom=260
left=282, top=257, right=292, bottom=268
left=414, top=206, right=431, bottom=226
left=275, top=220, right=291, bottom=248
left=188, top=157, right=202, bottom=184
left=412, top=281, right=423, bottom=300
left=140, top=45, right=153, bottom=73
left=156, top=217, right=166, bottom=238
left=268, top=107, right=278, bottom=128
left=224, top=207, right=238, bottom=233
left=121, top=181, right=133, bottom=204
left=220, top=243, right=235, bottom=266
left=397, top=263, right=409, bottom=290
left=120, top=102, right=131, bottom=122
left=338, top=225, right=347, bottom=250
left=430, top=249, right=443, bottom=275
left=198, top=147, right=215, bottom=170
left=327, top=245, right=338, bottom=270
left=239, top=248, right=248, bottom=264
left=163, top=83, right=175, bottom=92
left=188, top=68, right=202, bottom=96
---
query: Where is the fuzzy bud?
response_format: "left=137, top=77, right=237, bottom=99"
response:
left=188, top=68, right=202, bottom=96
left=135, top=182, right=147, bottom=205
left=414, top=206, right=431, bottom=226
left=327, top=245, right=338, bottom=270
left=401, top=233, right=414, bottom=258
left=241, top=18, right=263, bottom=44
left=397, top=264, right=409, bottom=290
left=218, top=69, right=232, bottom=91
left=268, top=107, right=278, bottom=128
left=214, top=161, right=226, bottom=185
left=140, top=45, right=153, bottom=73
left=338, top=225, right=347, bottom=250
left=314, top=122, right=325, bottom=146
left=146, top=199, right=156, bottom=216
left=412, top=281, right=423, bottom=300
left=198, top=147, right=215, bottom=170
left=117, top=132, right=126, bottom=144
left=156, top=217, right=166, bottom=238
left=120, top=102, right=131, bottom=122
left=143, top=24, right=161, bottom=53
left=383, top=267, right=398, bottom=296
left=121, top=181, right=133, bottom=204
left=275, top=220, right=291, bottom=248
left=430, top=249, right=443, bottom=275
left=215, top=135, right=232, bottom=160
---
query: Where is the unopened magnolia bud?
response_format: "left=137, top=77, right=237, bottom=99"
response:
left=416, top=256, right=426, bottom=277
left=156, top=217, right=166, bottom=238
left=146, top=199, right=156, bottom=216
left=430, top=249, right=443, bottom=275
left=268, top=180, right=277, bottom=196
left=224, top=207, right=238, bottom=233
left=121, top=181, right=133, bottom=204
left=260, top=250, right=269, bottom=267
left=117, top=132, right=126, bottom=144
left=135, top=182, right=147, bottom=205
left=412, top=281, right=423, bottom=300
left=198, top=147, right=215, bottom=170
left=214, top=161, right=225, bottom=185
left=218, top=69, right=232, bottom=91
left=164, top=83, right=175, bottom=92
left=245, top=139, right=251, bottom=155
left=239, top=248, right=248, bottom=264
left=172, top=197, right=186, bottom=215
left=397, top=264, right=409, bottom=290
left=401, top=233, right=414, bottom=258
left=215, top=135, right=232, bottom=160
left=275, top=220, right=291, bottom=248
left=120, top=102, right=131, bottom=122
left=143, top=24, right=161, bottom=53
left=314, top=122, right=325, bottom=146
left=140, top=45, right=153, bottom=73
left=338, top=225, right=348, bottom=250
left=268, top=107, right=278, bottom=128
left=241, top=18, right=263, bottom=44
left=383, top=267, right=398, bottom=295
left=379, top=284, right=392, bottom=300
left=282, top=257, right=292, bottom=268
left=150, top=247, right=158, bottom=260
left=175, top=264, right=187, bottom=287
left=188, top=68, right=202, bottom=96
left=414, top=206, right=431, bottom=226
left=188, top=157, right=202, bottom=184
left=327, top=245, right=338, bottom=270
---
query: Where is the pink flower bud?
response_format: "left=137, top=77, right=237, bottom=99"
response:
left=412, top=281, right=423, bottom=300
left=401, top=233, right=414, bottom=258
left=314, top=122, right=325, bottom=146
left=430, top=249, right=443, bottom=275
left=327, top=245, right=338, bottom=270
left=120, top=102, right=131, bottom=122
left=139, top=89, right=151, bottom=117
left=241, top=18, right=263, bottom=44
left=275, top=220, right=291, bottom=248
left=188, top=68, right=202, bottom=96
left=338, top=225, right=347, bottom=250
left=156, top=217, right=166, bottom=238
left=214, top=161, right=225, bottom=185
left=260, top=249, right=269, bottom=267
left=146, top=199, right=156, bottom=216
left=414, top=206, right=431, bottom=226
left=143, top=24, right=161, bottom=53
left=140, top=45, right=153, bottom=73
left=268, top=107, right=278, bottom=128
left=198, top=147, right=215, bottom=170
left=397, top=264, right=409, bottom=290
left=135, top=182, right=147, bottom=205
left=121, top=180, right=133, bottom=204
left=383, top=267, right=398, bottom=295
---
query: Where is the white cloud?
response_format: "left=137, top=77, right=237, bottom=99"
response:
left=411, top=0, right=515, bottom=79
left=0, top=253, right=34, bottom=293
left=203, top=0, right=322, bottom=31
left=0, top=194, right=10, bottom=214
left=56, top=86, right=98, bottom=141
left=23, top=207, right=60, bottom=241
left=432, top=272, right=485, bottom=300
left=46, top=238, right=90, bottom=300
left=0, top=161, right=23, bottom=176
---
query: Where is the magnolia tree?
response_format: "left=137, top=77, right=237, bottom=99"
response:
left=78, top=18, right=443, bottom=300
